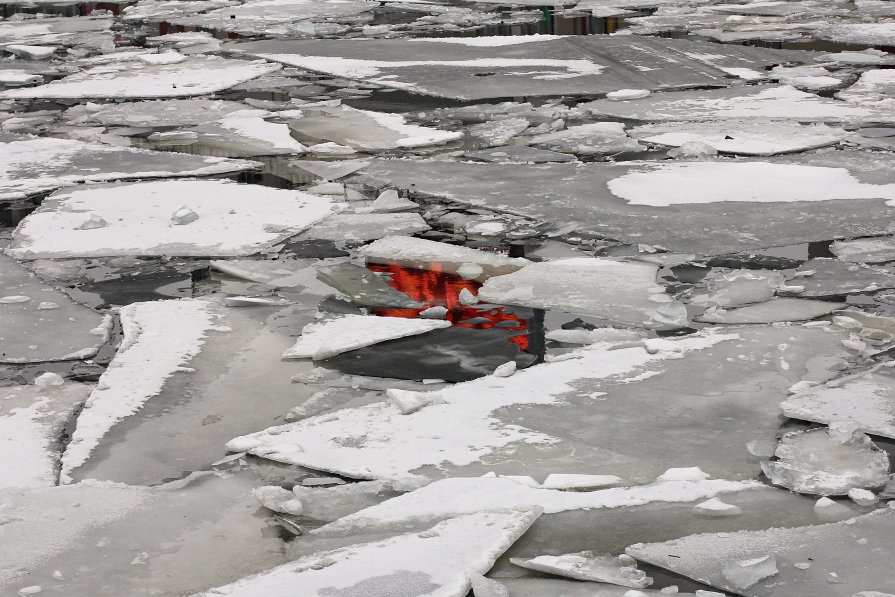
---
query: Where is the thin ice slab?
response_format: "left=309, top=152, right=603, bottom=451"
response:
left=8, top=179, right=339, bottom=259
left=60, top=299, right=219, bottom=481
left=304, top=213, right=430, bottom=242
left=695, top=298, right=843, bottom=324
left=629, top=120, right=847, bottom=156
left=478, top=258, right=688, bottom=329
left=0, top=253, right=110, bottom=363
left=779, top=258, right=895, bottom=298
left=193, top=509, right=540, bottom=597
left=0, top=137, right=257, bottom=201
left=582, top=85, right=895, bottom=125
left=627, top=509, right=895, bottom=596
left=235, top=35, right=816, bottom=100
left=282, top=314, right=451, bottom=360
left=831, top=236, right=895, bottom=264
left=498, top=578, right=693, bottom=596
left=782, top=365, right=895, bottom=439
left=0, top=380, right=92, bottom=487
left=0, top=56, right=280, bottom=100
left=229, top=326, right=851, bottom=483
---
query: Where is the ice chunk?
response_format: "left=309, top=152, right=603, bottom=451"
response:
left=60, top=299, right=218, bottom=481
left=469, top=574, right=509, bottom=597
left=607, top=89, right=650, bottom=100
left=8, top=180, right=338, bottom=259
left=355, top=189, right=418, bottom=213
left=814, top=496, right=856, bottom=523
left=0, top=56, right=280, bottom=100
left=282, top=314, right=451, bottom=360
left=656, top=468, right=710, bottom=482
left=469, top=117, right=531, bottom=148
left=529, top=123, right=642, bottom=155
left=541, top=474, right=622, bottom=490
left=304, top=213, right=429, bottom=242
left=695, top=298, right=843, bottom=324
left=290, top=478, right=422, bottom=521
left=388, top=388, right=444, bottom=415
left=0, top=382, right=92, bottom=487
left=358, top=236, right=530, bottom=281
left=0, top=138, right=256, bottom=201
left=721, top=555, right=778, bottom=590
left=761, top=425, right=891, bottom=495
left=288, top=104, right=462, bottom=150
left=818, top=23, right=895, bottom=46
left=831, top=236, right=895, bottom=264
left=667, top=142, right=717, bottom=159
left=316, top=262, right=422, bottom=309
left=688, top=269, right=783, bottom=308
left=848, top=488, right=879, bottom=507
left=511, top=551, right=652, bottom=588
left=779, top=258, right=895, bottom=298
left=546, top=328, right=645, bottom=345
left=4, top=45, right=57, bottom=60
left=193, top=509, right=540, bottom=597
left=479, top=258, right=688, bottom=329
left=627, top=509, right=895, bottom=596
left=692, top=497, right=743, bottom=517
left=630, top=120, right=846, bottom=157
left=782, top=364, right=895, bottom=440
left=0, top=254, right=110, bottom=363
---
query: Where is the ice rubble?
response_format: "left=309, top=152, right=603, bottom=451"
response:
left=282, top=314, right=451, bottom=360
left=627, top=509, right=895, bottom=596
left=193, top=509, right=540, bottom=597
left=0, top=56, right=280, bottom=100
left=8, top=180, right=339, bottom=259
left=782, top=364, right=895, bottom=439
left=478, top=258, right=689, bottom=329
left=528, top=122, right=643, bottom=155
left=60, top=299, right=218, bottom=481
left=0, top=381, right=92, bottom=487
left=0, top=253, right=110, bottom=363
left=229, top=326, right=851, bottom=483
left=357, top=236, right=531, bottom=280
left=0, top=137, right=257, bottom=201
left=761, top=424, right=890, bottom=495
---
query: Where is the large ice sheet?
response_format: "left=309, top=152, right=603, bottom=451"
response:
left=0, top=381, right=92, bottom=487
left=0, top=253, right=110, bottom=363
left=235, top=35, right=816, bottom=100
left=0, top=56, right=280, bottom=100
left=782, top=364, right=895, bottom=439
left=8, top=180, right=339, bottom=259
left=170, top=0, right=375, bottom=36
left=357, top=155, right=895, bottom=255
left=0, top=137, right=257, bottom=201
left=61, top=299, right=218, bottom=481
left=627, top=509, right=895, bottom=596
left=193, top=509, right=540, bottom=597
left=582, top=85, right=895, bottom=125
left=80, top=99, right=251, bottom=127
left=282, top=314, right=451, bottom=360
left=229, top=326, right=851, bottom=483
left=629, top=120, right=847, bottom=156
left=478, top=258, right=688, bottom=329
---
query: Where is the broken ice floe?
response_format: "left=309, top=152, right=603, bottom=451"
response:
left=510, top=552, right=651, bottom=588
left=282, top=314, right=451, bottom=360
left=831, top=236, right=895, bottom=264
left=60, top=299, right=218, bottom=481
left=779, top=258, right=895, bottom=298
left=8, top=179, right=339, bottom=259
left=0, top=56, right=280, bottom=100
left=0, top=253, right=110, bottom=363
left=229, top=326, right=851, bottom=482
left=304, top=213, right=430, bottom=242
left=627, top=509, right=895, bottom=596
left=761, top=423, right=890, bottom=495
left=0, top=137, right=256, bottom=201
left=478, top=258, right=688, bottom=329
left=694, top=298, right=843, bottom=324
left=0, top=380, right=92, bottom=487
left=193, top=509, right=540, bottom=597
left=782, top=363, right=895, bottom=439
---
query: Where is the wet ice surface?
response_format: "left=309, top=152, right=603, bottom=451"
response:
left=3, top=0, right=895, bottom=596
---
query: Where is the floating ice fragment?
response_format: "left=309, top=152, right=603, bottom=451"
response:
left=33, top=373, right=64, bottom=389
left=0, top=295, right=30, bottom=304
left=667, top=141, right=717, bottom=159
left=607, top=89, right=650, bottom=100
left=541, top=474, right=622, bottom=490
left=388, top=388, right=444, bottom=415
left=469, top=574, right=508, bottom=597
left=814, top=497, right=857, bottom=523
left=657, top=468, right=711, bottom=482
left=512, top=551, right=652, bottom=588
left=721, top=555, right=778, bottom=590
left=420, top=306, right=449, bottom=319
left=171, top=206, right=199, bottom=226
left=848, top=488, right=879, bottom=507
left=492, top=361, right=516, bottom=377
left=692, top=497, right=743, bottom=517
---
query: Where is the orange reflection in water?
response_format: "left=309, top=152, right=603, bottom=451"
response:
left=367, top=262, right=529, bottom=351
